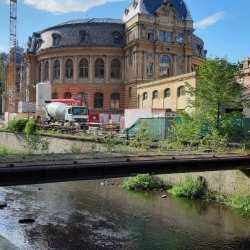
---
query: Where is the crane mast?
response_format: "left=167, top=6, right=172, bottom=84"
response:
left=8, top=0, right=17, bottom=113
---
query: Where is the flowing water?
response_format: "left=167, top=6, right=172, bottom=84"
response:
left=0, top=179, right=250, bottom=250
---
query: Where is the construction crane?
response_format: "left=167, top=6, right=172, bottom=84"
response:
left=8, top=0, right=17, bottom=113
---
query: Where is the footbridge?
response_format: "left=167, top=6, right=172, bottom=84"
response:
left=1, top=154, right=250, bottom=186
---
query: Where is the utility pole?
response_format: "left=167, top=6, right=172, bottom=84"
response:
left=8, top=0, right=17, bottom=113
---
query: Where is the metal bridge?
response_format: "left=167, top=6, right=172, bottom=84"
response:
left=0, top=154, right=250, bottom=186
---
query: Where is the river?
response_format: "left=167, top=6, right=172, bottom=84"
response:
left=0, top=178, right=250, bottom=250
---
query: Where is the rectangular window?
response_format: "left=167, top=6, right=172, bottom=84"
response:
left=158, top=31, right=165, bottom=42
left=177, top=65, right=183, bottom=75
left=147, top=63, right=153, bottom=76
left=178, top=33, right=183, bottom=43
left=147, top=29, right=154, bottom=41
left=166, top=32, right=172, bottom=42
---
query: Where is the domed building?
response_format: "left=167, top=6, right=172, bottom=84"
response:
left=7, top=0, right=207, bottom=116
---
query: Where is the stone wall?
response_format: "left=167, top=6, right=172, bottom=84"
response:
left=159, top=170, right=250, bottom=195
left=0, top=131, right=106, bottom=154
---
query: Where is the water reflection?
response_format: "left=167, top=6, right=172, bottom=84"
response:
left=0, top=179, right=250, bottom=249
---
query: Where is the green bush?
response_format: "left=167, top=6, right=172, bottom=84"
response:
left=229, top=193, right=250, bottom=211
left=121, top=174, right=170, bottom=191
left=0, top=145, right=12, bottom=156
left=6, top=118, right=29, bottom=133
left=25, top=119, right=38, bottom=135
left=168, top=176, right=206, bottom=199
left=129, top=120, right=152, bottom=150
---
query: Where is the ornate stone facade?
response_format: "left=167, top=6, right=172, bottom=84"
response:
left=4, top=0, right=207, bottom=115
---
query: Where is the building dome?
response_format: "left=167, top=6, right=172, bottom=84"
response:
left=122, top=0, right=192, bottom=22
left=27, top=18, right=125, bottom=54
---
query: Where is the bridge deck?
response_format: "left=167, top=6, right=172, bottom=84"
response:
left=0, top=154, right=250, bottom=186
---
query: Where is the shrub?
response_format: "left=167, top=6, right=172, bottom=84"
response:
left=168, top=176, right=206, bottom=199
left=229, top=193, right=250, bottom=211
left=0, top=145, right=12, bottom=156
left=25, top=119, right=38, bottom=135
left=6, top=118, right=29, bottom=133
left=121, top=174, right=170, bottom=191
left=129, top=120, right=152, bottom=150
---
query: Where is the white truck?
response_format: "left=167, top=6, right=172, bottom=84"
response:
left=42, top=102, right=89, bottom=132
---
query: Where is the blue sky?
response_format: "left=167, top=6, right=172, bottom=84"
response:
left=0, top=0, right=249, bottom=63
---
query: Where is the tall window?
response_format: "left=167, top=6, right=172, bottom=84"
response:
left=147, top=29, right=154, bottom=41
left=147, top=63, right=153, bottom=76
left=45, top=61, right=49, bottom=81
left=166, top=32, right=172, bottom=42
left=54, top=60, right=60, bottom=80
left=111, top=59, right=121, bottom=79
left=52, top=92, right=58, bottom=99
left=111, top=93, right=120, bottom=109
left=95, top=58, right=104, bottom=78
left=159, top=31, right=165, bottom=42
left=38, top=63, right=42, bottom=82
left=159, top=55, right=171, bottom=77
left=94, top=92, right=104, bottom=108
left=129, top=87, right=132, bottom=98
left=79, top=58, right=88, bottom=78
left=65, top=59, right=73, bottom=78
left=177, top=86, right=185, bottom=97
left=165, top=88, right=171, bottom=98
left=64, top=92, right=72, bottom=98
left=143, top=92, right=148, bottom=100
left=153, top=90, right=158, bottom=99
left=129, top=49, right=133, bottom=64
left=178, top=33, right=183, bottom=43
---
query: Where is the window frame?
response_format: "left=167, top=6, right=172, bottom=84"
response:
left=94, top=58, right=105, bottom=78
left=65, top=59, right=73, bottom=78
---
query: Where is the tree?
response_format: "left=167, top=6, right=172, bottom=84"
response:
left=185, top=56, right=248, bottom=136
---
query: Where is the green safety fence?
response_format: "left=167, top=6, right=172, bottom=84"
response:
left=125, top=117, right=180, bottom=140
left=125, top=117, right=250, bottom=142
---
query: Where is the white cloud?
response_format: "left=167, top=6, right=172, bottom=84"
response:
left=194, top=12, right=225, bottom=29
left=22, top=0, right=125, bottom=14
left=0, top=46, right=8, bottom=52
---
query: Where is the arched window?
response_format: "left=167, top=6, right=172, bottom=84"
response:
left=64, top=92, right=72, bottom=98
left=79, top=58, right=88, bottom=78
left=111, top=93, right=120, bottom=109
left=95, top=58, right=104, bottom=78
left=111, top=59, right=121, bottom=79
left=54, top=60, right=60, bottom=80
left=153, top=90, right=158, bottom=99
left=143, top=92, right=148, bottom=100
left=65, top=59, right=73, bottom=78
left=129, top=87, right=132, bottom=98
left=52, top=92, right=58, bottom=99
left=45, top=61, right=49, bottom=81
left=177, top=86, right=185, bottom=97
left=159, top=55, right=171, bottom=77
left=38, top=63, right=42, bottom=82
left=165, top=88, right=171, bottom=98
left=77, top=92, right=88, bottom=99
left=94, top=92, right=103, bottom=108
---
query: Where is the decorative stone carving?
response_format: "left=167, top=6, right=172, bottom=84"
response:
left=186, top=30, right=192, bottom=45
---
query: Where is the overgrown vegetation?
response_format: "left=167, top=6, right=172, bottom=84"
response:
left=229, top=193, right=250, bottom=211
left=0, top=145, right=12, bottom=156
left=129, top=120, right=152, bottom=150
left=168, top=176, right=209, bottom=199
left=121, top=174, right=170, bottom=191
